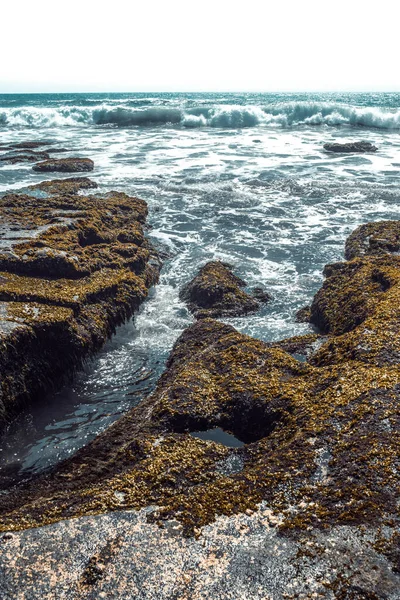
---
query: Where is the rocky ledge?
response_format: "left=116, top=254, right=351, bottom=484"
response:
left=0, top=176, right=160, bottom=422
left=323, top=141, right=378, bottom=153
left=180, top=260, right=270, bottom=318
left=32, top=158, right=94, bottom=173
left=0, top=221, right=399, bottom=597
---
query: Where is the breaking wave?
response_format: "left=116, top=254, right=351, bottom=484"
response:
left=1, top=101, right=400, bottom=130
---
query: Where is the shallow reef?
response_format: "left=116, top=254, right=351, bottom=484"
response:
left=180, top=260, right=269, bottom=318
left=0, top=176, right=160, bottom=422
left=32, top=157, right=94, bottom=173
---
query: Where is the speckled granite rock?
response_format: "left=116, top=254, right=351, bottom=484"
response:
left=323, top=141, right=377, bottom=153
left=0, top=507, right=398, bottom=599
left=0, top=179, right=160, bottom=422
left=32, top=157, right=94, bottom=173
left=180, top=261, right=268, bottom=318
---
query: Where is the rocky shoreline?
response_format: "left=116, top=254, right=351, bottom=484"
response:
left=0, top=144, right=399, bottom=598
left=0, top=171, right=160, bottom=424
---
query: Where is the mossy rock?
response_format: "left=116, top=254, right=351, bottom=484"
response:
left=180, top=261, right=266, bottom=318
left=0, top=184, right=160, bottom=423
left=32, top=158, right=94, bottom=173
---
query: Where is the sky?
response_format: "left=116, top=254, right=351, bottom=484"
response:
left=2, top=0, right=399, bottom=93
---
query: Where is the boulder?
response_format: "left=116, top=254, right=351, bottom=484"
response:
left=180, top=261, right=266, bottom=318
left=0, top=183, right=160, bottom=422
left=323, top=141, right=377, bottom=153
left=32, top=158, right=94, bottom=173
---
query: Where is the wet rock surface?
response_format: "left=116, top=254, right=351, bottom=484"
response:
left=323, top=141, right=378, bottom=153
left=0, top=176, right=160, bottom=422
left=0, top=150, right=51, bottom=164
left=179, top=261, right=265, bottom=318
left=32, top=157, right=94, bottom=173
left=0, top=221, right=400, bottom=597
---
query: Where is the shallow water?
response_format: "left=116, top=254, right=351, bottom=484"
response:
left=0, top=92, right=399, bottom=484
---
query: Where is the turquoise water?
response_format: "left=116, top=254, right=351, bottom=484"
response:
left=0, top=92, right=399, bottom=483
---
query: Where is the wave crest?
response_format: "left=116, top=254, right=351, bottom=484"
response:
left=1, top=101, right=400, bottom=130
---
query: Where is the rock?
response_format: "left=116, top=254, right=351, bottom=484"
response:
left=32, top=158, right=94, bottom=173
left=0, top=509, right=398, bottom=599
left=323, top=141, right=377, bottom=153
left=250, top=286, right=271, bottom=303
left=29, top=176, right=98, bottom=195
left=45, top=148, right=70, bottom=154
left=295, top=305, right=311, bottom=322
left=0, top=151, right=50, bottom=164
left=0, top=184, right=160, bottom=422
left=345, top=220, right=400, bottom=260
left=1, top=222, right=400, bottom=596
left=0, top=141, right=53, bottom=151
left=179, top=261, right=262, bottom=318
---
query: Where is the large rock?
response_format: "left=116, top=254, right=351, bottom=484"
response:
left=0, top=223, right=400, bottom=597
left=323, top=141, right=377, bottom=153
left=32, top=158, right=94, bottom=173
left=0, top=180, right=160, bottom=422
left=180, top=261, right=269, bottom=318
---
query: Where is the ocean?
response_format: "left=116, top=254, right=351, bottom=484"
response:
left=1, top=91, right=399, bottom=483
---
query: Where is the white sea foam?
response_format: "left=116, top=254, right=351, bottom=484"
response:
left=1, top=101, right=400, bottom=129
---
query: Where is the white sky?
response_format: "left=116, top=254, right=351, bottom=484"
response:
left=2, top=0, right=399, bottom=93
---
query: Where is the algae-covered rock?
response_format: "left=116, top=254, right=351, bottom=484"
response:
left=180, top=261, right=265, bottom=318
left=29, top=176, right=98, bottom=195
left=0, top=221, right=399, bottom=596
left=32, top=158, right=94, bottom=173
left=323, top=141, right=377, bottom=153
left=345, top=220, right=400, bottom=260
left=0, top=181, right=160, bottom=422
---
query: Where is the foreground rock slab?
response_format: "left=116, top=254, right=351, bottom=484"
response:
left=0, top=177, right=159, bottom=422
left=0, top=507, right=398, bottom=599
left=323, top=141, right=377, bottom=153
left=32, top=157, right=94, bottom=172
left=180, top=261, right=269, bottom=318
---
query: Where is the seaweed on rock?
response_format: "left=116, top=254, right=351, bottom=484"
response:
left=0, top=180, right=160, bottom=422
left=0, top=220, right=399, bottom=582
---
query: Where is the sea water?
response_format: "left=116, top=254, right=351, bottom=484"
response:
left=0, top=92, right=399, bottom=484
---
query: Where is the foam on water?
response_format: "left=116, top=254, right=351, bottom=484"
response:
left=0, top=92, right=400, bottom=483
left=1, top=93, right=400, bottom=130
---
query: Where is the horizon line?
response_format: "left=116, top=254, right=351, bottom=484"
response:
left=1, top=89, right=400, bottom=95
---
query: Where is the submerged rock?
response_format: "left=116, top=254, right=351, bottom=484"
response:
left=0, top=182, right=160, bottom=422
left=323, top=141, right=377, bottom=153
left=0, top=151, right=50, bottom=164
left=180, top=261, right=265, bottom=318
left=0, top=141, right=53, bottom=151
left=32, top=158, right=94, bottom=173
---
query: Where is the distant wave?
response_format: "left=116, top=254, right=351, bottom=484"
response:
left=1, top=101, right=400, bottom=129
